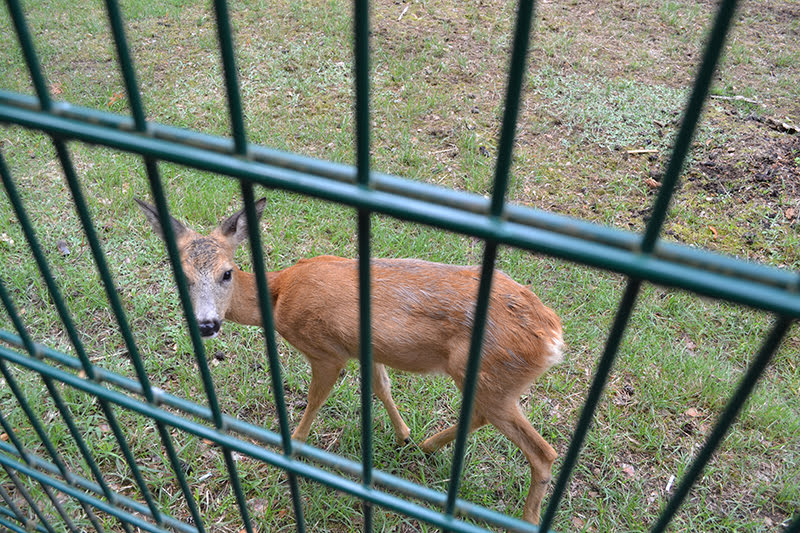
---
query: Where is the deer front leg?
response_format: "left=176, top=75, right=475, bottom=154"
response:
left=372, top=363, right=411, bottom=444
left=291, top=359, right=344, bottom=442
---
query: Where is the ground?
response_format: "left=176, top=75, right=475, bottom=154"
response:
left=0, top=0, right=798, bottom=532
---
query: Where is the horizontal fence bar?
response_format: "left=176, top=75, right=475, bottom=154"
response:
left=0, top=342, right=541, bottom=533
left=0, top=91, right=794, bottom=292
left=1, top=101, right=798, bottom=319
left=0, top=452, right=179, bottom=533
left=0, top=441, right=196, bottom=533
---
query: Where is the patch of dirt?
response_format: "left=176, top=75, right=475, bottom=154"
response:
left=697, top=118, right=799, bottom=195
left=692, top=112, right=800, bottom=213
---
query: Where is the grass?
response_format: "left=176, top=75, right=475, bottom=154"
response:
left=1, top=0, right=799, bottom=531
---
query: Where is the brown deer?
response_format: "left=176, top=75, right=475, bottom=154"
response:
left=136, top=197, right=564, bottom=524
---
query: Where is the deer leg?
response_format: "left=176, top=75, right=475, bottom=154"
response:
left=419, top=413, right=487, bottom=453
left=372, top=363, right=411, bottom=444
left=482, top=401, right=557, bottom=525
left=291, top=359, right=344, bottom=442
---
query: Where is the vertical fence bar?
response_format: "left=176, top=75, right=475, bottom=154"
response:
left=640, top=0, right=739, bottom=252
left=214, top=0, right=247, bottom=155
left=52, top=137, right=205, bottom=531
left=241, top=184, right=307, bottom=533
left=0, top=423, right=71, bottom=533
left=0, top=483, right=29, bottom=530
left=0, top=360, right=106, bottom=532
left=650, top=315, right=793, bottom=533
left=4, top=2, right=170, bottom=525
left=4, top=0, right=51, bottom=111
left=445, top=0, right=534, bottom=519
left=353, top=0, right=374, bottom=530
left=543, top=0, right=741, bottom=528
left=103, top=0, right=147, bottom=131
left=0, top=151, right=165, bottom=526
left=539, top=279, right=641, bottom=530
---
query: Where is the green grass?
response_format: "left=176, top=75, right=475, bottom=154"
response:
left=1, top=0, right=799, bottom=531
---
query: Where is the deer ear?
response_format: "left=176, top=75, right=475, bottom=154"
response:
left=218, top=197, right=267, bottom=246
left=135, top=198, right=189, bottom=241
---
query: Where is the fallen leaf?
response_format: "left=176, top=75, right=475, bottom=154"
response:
left=108, top=92, right=124, bottom=106
left=572, top=516, right=586, bottom=529
left=708, top=226, right=718, bottom=239
left=50, top=83, right=63, bottom=95
left=0, top=433, right=8, bottom=442
left=621, top=463, right=635, bottom=478
left=685, top=407, right=701, bottom=418
left=644, top=177, right=661, bottom=189
left=786, top=207, right=797, bottom=221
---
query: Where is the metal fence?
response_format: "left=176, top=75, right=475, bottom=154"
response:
left=0, top=0, right=798, bottom=531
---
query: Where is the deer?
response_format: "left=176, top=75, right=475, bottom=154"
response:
left=135, top=197, right=564, bottom=524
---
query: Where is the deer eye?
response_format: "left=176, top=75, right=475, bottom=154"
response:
left=222, top=270, right=232, bottom=282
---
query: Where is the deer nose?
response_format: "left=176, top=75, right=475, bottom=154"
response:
left=198, top=319, right=221, bottom=338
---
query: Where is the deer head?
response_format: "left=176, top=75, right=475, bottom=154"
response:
left=135, top=197, right=267, bottom=338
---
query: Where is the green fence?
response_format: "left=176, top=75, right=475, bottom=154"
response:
left=0, top=0, right=798, bottom=531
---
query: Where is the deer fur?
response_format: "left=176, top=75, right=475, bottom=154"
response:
left=136, top=197, right=564, bottom=524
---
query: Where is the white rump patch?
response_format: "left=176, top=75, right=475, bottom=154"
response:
left=545, top=332, right=565, bottom=368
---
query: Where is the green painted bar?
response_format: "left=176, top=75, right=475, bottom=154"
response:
left=1, top=445, right=64, bottom=533
left=214, top=0, right=248, bottom=155
left=0, top=441, right=198, bottom=533
left=0, top=329, right=540, bottom=532
left=3, top=102, right=798, bottom=319
left=4, top=0, right=51, bottom=111
left=0, top=151, right=165, bottom=526
left=539, top=280, right=642, bottom=531
left=641, top=0, right=739, bottom=252
left=446, top=0, right=535, bottom=519
left=0, top=453, right=180, bottom=533
left=1, top=89, right=796, bottom=293
left=353, top=0, right=375, bottom=529
left=0, top=343, right=537, bottom=533
left=445, top=240, right=499, bottom=520
left=650, top=315, right=793, bottom=533
left=242, top=183, right=308, bottom=533
left=103, top=0, right=147, bottom=130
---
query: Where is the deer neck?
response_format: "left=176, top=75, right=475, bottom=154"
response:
left=224, top=268, right=280, bottom=327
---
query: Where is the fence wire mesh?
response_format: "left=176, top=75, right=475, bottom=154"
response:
left=1, top=0, right=798, bottom=532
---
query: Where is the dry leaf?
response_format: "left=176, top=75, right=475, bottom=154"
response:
left=108, top=92, right=124, bottom=106
left=785, top=207, right=797, bottom=221
left=0, top=433, right=8, bottom=442
left=685, top=407, right=701, bottom=418
left=50, top=83, right=63, bottom=95
left=621, top=463, right=635, bottom=478
left=644, top=177, right=661, bottom=189
left=708, top=226, right=718, bottom=239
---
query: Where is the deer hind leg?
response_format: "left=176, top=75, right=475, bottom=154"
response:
left=291, top=358, right=345, bottom=442
left=482, top=401, right=557, bottom=525
left=419, top=412, right=487, bottom=454
left=372, top=363, right=411, bottom=444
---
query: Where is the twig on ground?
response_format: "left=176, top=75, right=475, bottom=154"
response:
left=710, top=94, right=763, bottom=106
